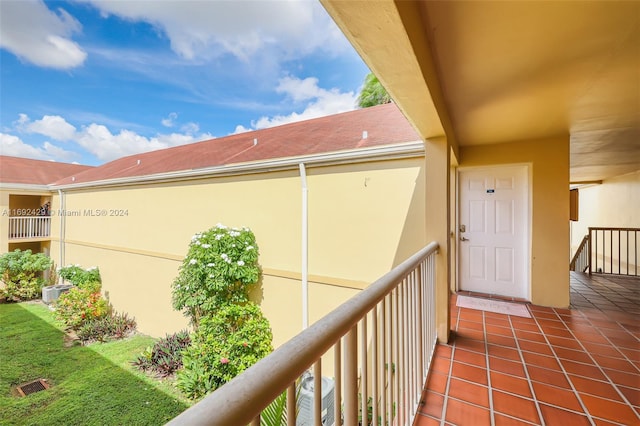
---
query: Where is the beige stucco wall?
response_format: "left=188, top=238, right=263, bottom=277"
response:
left=49, top=157, right=426, bottom=343
left=460, top=136, right=570, bottom=308
left=570, top=170, right=639, bottom=272
left=571, top=170, right=640, bottom=244
left=9, top=194, right=45, bottom=215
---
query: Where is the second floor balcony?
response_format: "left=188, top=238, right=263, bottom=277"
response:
left=167, top=246, right=639, bottom=425
left=8, top=216, right=51, bottom=241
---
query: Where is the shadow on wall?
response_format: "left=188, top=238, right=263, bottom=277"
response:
left=392, top=165, right=426, bottom=267
left=249, top=269, right=265, bottom=305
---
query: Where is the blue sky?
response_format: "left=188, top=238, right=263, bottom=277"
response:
left=0, top=0, right=369, bottom=166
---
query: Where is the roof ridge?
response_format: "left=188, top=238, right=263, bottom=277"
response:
left=42, top=103, right=418, bottom=186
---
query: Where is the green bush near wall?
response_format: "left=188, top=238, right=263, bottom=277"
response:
left=0, top=249, right=52, bottom=302
left=171, top=224, right=273, bottom=400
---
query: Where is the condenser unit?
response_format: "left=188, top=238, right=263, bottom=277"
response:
left=42, top=284, right=73, bottom=304
left=296, top=373, right=335, bottom=426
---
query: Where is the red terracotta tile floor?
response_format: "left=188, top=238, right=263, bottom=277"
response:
left=415, top=272, right=640, bottom=425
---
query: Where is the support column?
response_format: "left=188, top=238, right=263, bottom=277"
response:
left=424, top=137, right=451, bottom=343
left=0, top=191, right=10, bottom=253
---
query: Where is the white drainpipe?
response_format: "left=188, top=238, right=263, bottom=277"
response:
left=57, top=189, right=65, bottom=269
left=299, top=163, right=309, bottom=330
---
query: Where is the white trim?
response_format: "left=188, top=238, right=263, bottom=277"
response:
left=51, top=141, right=424, bottom=190
left=299, top=163, right=309, bottom=330
left=0, top=183, right=52, bottom=192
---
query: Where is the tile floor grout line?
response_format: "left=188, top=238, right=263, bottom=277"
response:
left=438, top=308, right=459, bottom=426
left=507, top=313, right=545, bottom=426
left=491, top=411, right=540, bottom=426
left=528, top=308, right=596, bottom=426
left=482, top=310, right=496, bottom=426
left=555, top=306, right=640, bottom=422
left=591, top=415, right=636, bottom=426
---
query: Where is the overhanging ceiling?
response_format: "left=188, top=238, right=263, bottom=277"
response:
left=322, top=0, right=640, bottom=182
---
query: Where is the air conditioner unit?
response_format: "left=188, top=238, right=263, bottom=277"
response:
left=42, top=284, right=73, bottom=304
left=296, top=373, right=335, bottom=426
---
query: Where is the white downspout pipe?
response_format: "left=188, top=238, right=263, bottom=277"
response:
left=57, top=189, right=65, bottom=269
left=299, top=163, right=309, bottom=330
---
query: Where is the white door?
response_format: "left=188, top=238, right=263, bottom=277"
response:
left=459, top=165, right=529, bottom=299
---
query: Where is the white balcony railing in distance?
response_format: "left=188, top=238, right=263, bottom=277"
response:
left=167, top=241, right=439, bottom=426
left=8, top=216, right=51, bottom=240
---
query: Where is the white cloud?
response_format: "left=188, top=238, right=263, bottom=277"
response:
left=0, top=133, right=78, bottom=162
left=41, top=141, right=81, bottom=162
left=79, top=0, right=348, bottom=61
left=181, top=122, right=199, bottom=134
left=26, top=115, right=77, bottom=141
left=276, top=76, right=324, bottom=102
left=0, top=0, right=87, bottom=69
left=74, top=124, right=213, bottom=162
left=234, top=125, right=252, bottom=134
left=162, top=112, right=178, bottom=128
left=5, top=113, right=213, bottom=163
left=16, top=114, right=30, bottom=126
left=235, top=76, right=357, bottom=132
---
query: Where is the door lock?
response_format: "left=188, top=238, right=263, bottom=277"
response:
left=459, top=224, right=466, bottom=233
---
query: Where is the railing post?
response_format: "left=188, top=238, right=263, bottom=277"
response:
left=344, top=326, right=358, bottom=426
left=313, top=360, right=322, bottom=426
left=333, top=341, right=341, bottom=426
left=587, top=227, right=593, bottom=275
left=359, top=315, right=367, bottom=426
left=287, top=383, right=296, bottom=426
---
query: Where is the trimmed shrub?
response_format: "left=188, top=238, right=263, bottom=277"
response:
left=77, top=312, right=137, bottom=343
left=132, top=331, right=191, bottom=377
left=58, top=265, right=101, bottom=292
left=54, top=287, right=110, bottom=329
left=177, top=302, right=273, bottom=399
left=0, top=249, right=52, bottom=302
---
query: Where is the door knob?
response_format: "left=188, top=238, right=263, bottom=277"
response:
left=460, top=236, right=469, bottom=241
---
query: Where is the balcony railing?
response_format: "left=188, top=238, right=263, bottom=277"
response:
left=589, top=227, right=639, bottom=276
left=167, top=241, right=439, bottom=426
left=8, top=216, right=51, bottom=240
left=570, top=234, right=590, bottom=273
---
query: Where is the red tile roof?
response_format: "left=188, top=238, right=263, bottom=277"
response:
left=52, top=103, right=421, bottom=186
left=0, top=156, right=93, bottom=186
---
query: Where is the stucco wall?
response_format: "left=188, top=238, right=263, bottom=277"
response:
left=571, top=170, right=640, bottom=241
left=8, top=194, right=46, bottom=215
left=460, top=136, right=570, bottom=307
left=49, top=157, right=426, bottom=342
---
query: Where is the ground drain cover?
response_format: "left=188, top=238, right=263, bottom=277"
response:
left=15, top=379, right=49, bottom=397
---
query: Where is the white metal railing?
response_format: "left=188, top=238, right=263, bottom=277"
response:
left=167, top=241, right=439, bottom=426
left=8, top=216, right=51, bottom=240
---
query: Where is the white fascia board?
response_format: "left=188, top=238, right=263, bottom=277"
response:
left=0, top=183, right=53, bottom=192
left=51, top=141, right=425, bottom=191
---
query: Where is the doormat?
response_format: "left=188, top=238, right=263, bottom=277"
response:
left=456, top=295, right=531, bottom=318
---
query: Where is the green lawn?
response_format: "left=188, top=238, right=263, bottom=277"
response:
left=0, top=302, right=191, bottom=425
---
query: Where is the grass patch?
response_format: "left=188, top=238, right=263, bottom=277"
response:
left=0, top=302, right=190, bottom=425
